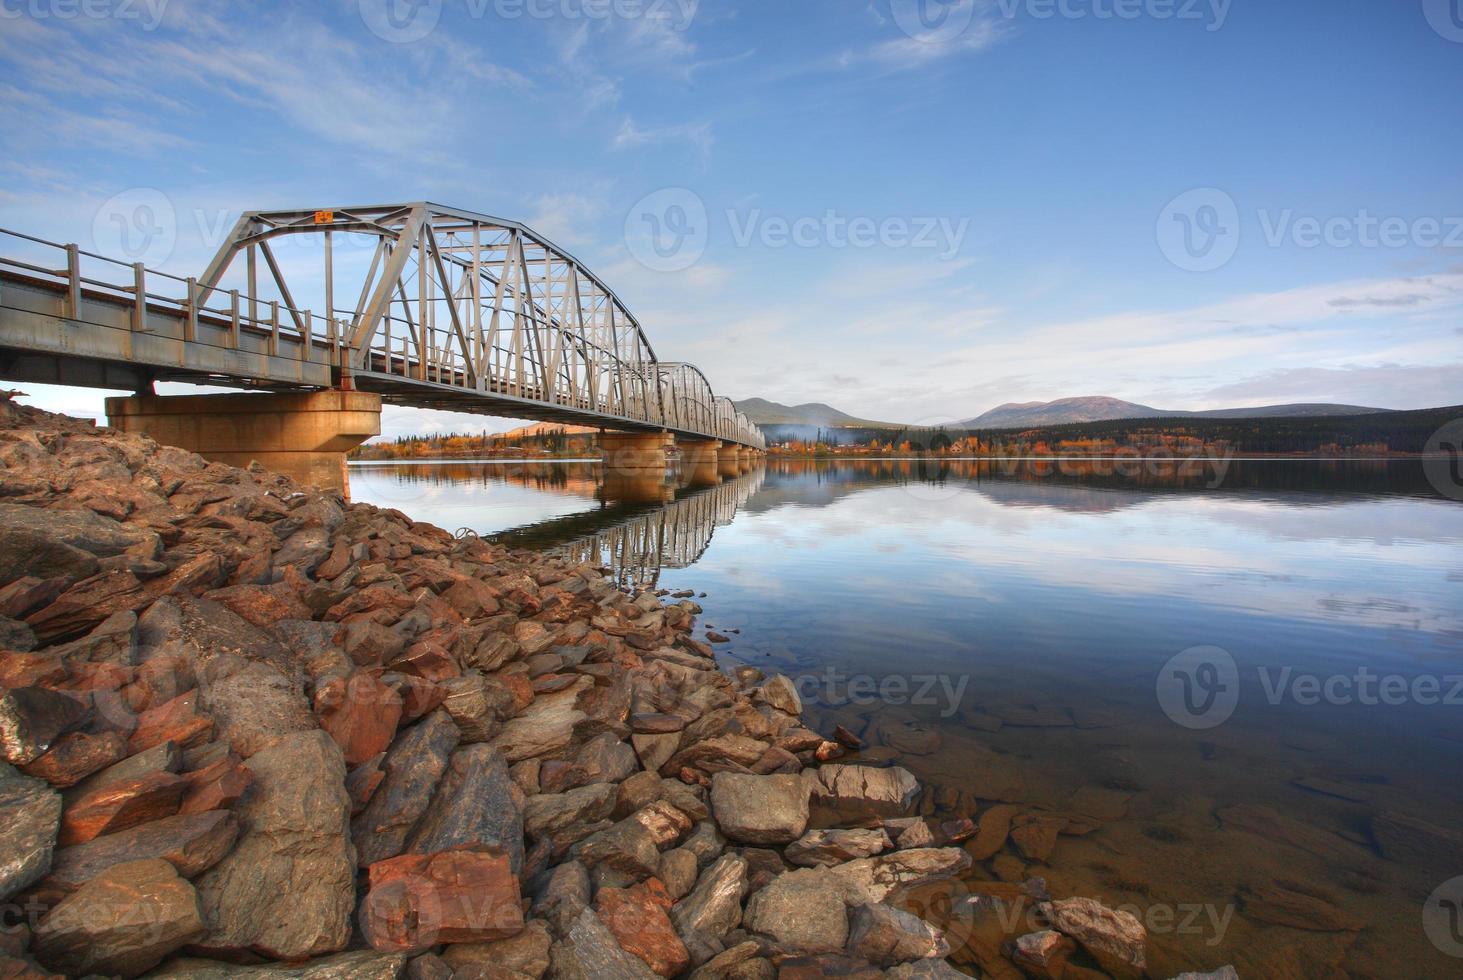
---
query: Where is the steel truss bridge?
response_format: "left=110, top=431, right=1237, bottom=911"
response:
left=0, top=203, right=764, bottom=449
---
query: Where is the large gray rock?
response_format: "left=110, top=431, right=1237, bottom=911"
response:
left=0, top=762, right=61, bottom=901
left=804, top=765, right=921, bottom=828
left=352, top=709, right=460, bottom=866
left=671, top=853, right=747, bottom=963
left=489, top=677, right=591, bottom=762
left=524, top=783, right=618, bottom=845
left=742, top=867, right=855, bottom=954
left=193, top=731, right=356, bottom=960
left=33, top=857, right=206, bottom=976
left=406, top=743, right=523, bottom=874
left=573, top=816, right=661, bottom=879
left=845, top=901, right=949, bottom=966
left=148, top=951, right=409, bottom=978
left=550, top=908, right=658, bottom=979
left=709, top=772, right=809, bottom=845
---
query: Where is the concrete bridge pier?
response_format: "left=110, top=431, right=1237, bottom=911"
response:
left=678, top=438, right=723, bottom=487
left=104, top=390, right=381, bottom=495
left=716, top=443, right=743, bottom=480
left=599, top=430, right=673, bottom=504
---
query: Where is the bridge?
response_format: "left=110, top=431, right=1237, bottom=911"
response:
left=0, top=202, right=764, bottom=491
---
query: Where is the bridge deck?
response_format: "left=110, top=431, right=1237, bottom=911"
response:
left=0, top=214, right=763, bottom=448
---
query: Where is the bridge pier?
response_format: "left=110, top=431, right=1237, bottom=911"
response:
left=599, top=431, right=672, bottom=474
left=678, top=438, right=722, bottom=487
left=104, top=390, right=381, bottom=495
left=717, top=443, right=743, bottom=480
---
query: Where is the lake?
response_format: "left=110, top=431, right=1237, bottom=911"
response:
left=352, top=455, right=1463, bottom=978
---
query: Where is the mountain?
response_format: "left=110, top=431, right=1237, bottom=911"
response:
left=496, top=421, right=596, bottom=440
left=959, top=396, right=1393, bottom=429
left=733, top=398, right=895, bottom=428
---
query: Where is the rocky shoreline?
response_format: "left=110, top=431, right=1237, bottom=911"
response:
left=0, top=394, right=1230, bottom=979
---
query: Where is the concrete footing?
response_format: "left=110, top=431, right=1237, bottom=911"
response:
left=678, top=438, right=723, bottom=487
left=599, top=431, right=673, bottom=474
left=104, top=390, right=381, bottom=494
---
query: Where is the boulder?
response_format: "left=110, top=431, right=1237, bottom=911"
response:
left=1010, top=930, right=1076, bottom=979
left=824, top=847, right=971, bottom=903
left=551, top=908, right=659, bottom=979
left=785, top=828, right=891, bottom=868
left=439, top=919, right=552, bottom=978
left=574, top=817, right=661, bottom=880
left=1038, top=897, right=1146, bottom=978
left=315, top=671, right=402, bottom=766
left=523, top=783, right=618, bottom=844
left=352, top=709, right=460, bottom=866
left=742, top=867, right=853, bottom=954
left=198, top=661, right=315, bottom=758
left=44, top=809, right=239, bottom=898
left=0, top=687, right=88, bottom=765
left=595, top=877, right=691, bottom=976
left=148, top=951, right=408, bottom=978
left=844, top=902, right=949, bottom=966
left=965, top=804, right=1018, bottom=861
left=361, top=849, right=523, bottom=953
left=658, top=847, right=699, bottom=901
left=0, top=763, right=61, bottom=902
left=58, top=770, right=187, bottom=845
left=710, top=772, right=809, bottom=845
left=128, top=691, right=213, bottom=755
left=488, top=677, right=590, bottom=762
left=755, top=675, right=801, bottom=716
left=406, top=743, right=524, bottom=875
left=670, top=853, right=747, bottom=962
left=32, top=857, right=205, bottom=977
left=439, top=671, right=514, bottom=743
left=804, top=765, right=920, bottom=827
left=193, top=731, right=355, bottom=960
left=20, top=730, right=127, bottom=788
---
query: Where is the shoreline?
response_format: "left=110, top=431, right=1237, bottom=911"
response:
left=0, top=394, right=1215, bottom=979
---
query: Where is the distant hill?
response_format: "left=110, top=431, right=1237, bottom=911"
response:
left=960, top=396, right=1392, bottom=429
left=733, top=398, right=895, bottom=428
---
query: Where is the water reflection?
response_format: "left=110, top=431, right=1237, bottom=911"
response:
left=350, top=455, right=1463, bottom=976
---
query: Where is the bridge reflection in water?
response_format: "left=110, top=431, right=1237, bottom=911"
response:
left=353, top=458, right=764, bottom=590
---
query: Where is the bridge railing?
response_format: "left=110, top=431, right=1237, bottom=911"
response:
left=0, top=227, right=354, bottom=370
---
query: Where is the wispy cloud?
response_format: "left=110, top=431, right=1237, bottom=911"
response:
left=612, top=117, right=713, bottom=162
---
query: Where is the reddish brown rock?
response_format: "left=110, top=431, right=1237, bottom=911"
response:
left=346, top=753, right=387, bottom=815
left=353, top=709, right=460, bottom=867
left=389, top=673, right=449, bottom=723
left=128, top=691, right=212, bottom=755
left=0, top=653, right=67, bottom=691
left=966, top=804, right=1019, bottom=861
left=0, top=576, right=67, bottom=620
left=390, top=641, right=460, bottom=683
left=25, top=571, right=146, bottom=645
left=32, top=857, right=205, bottom=977
left=59, top=771, right=187, bottom=845
left=20, top=731, right=127, bottom=788
left=442, top=578, right=501, bottom=619
left=315, top=671, right=403, bottom=766
left=179, top=756, right=253, bottom=815
left=361, top=850, right=524, bottom=953
left=202, top=582, right=312, bottom=628
left=594, top=877, right=689, bottom=977
left=1009, top=813, right=1066, bottom=863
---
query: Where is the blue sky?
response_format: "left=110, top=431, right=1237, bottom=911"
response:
left=1, top=0, right=1460, bottom=436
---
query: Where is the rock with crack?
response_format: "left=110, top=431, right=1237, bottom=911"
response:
left=804, top=764, right=920, bottom=828
left=709, top=772, right=809, bottom=845
left=594, top=876, right=691, bottom=977
left=147, top=950, right=409, bottom=978
left=352, top=709, right=459, bottom=867
left=824, top=847, right=971, bottom=903
left=551, top=907, right=659, bottom=979
left=784, top=828, right=891, bottom=868
left=193, top=731, right=355, bottom=960
left=488, top=677, right=591, bottom=762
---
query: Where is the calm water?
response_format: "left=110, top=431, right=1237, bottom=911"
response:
left=354, top=457, right=1463, bottom=978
